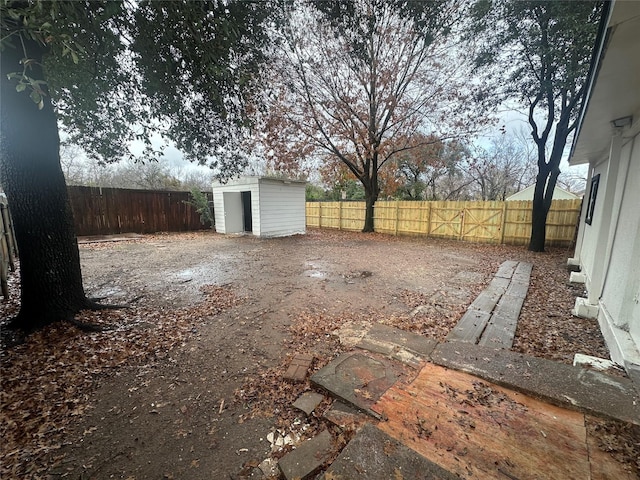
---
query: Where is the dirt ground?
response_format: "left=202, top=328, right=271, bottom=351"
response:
left=1, top=228, right=635, bottom=479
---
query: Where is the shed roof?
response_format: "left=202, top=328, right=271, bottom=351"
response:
left=505, top=185, right=579, bottom=201
left=212, top=176, right=306, bottom=188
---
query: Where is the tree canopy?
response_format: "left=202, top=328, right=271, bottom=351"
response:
left=0, top=0, right=281, bottom=329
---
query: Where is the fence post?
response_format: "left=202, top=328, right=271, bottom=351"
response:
left=500, top=201, right=508, bottom=245
left=319, top=202, right=323, bottom=228
left=426, top=202, right=432, bottom=237
left=459, top=206, right=465, bottom=241
left=338, top=201, right=342, bottom=230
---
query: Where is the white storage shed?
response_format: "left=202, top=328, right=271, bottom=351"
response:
left=211, top=176, right=306, bottom=237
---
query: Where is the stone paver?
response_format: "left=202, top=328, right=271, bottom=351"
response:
left=284, top=353, right=314, bottom=383
left=292, top=391, right=324, bottom=416
left=356, top=323, right=438, bottom=366
left=278, top=430, right=333, bottom=480
left=318, top=423, right=458, bottom=480
left=311, top=352, right=405, bottom=417
left=430, top=341, right=640, bottom=425
left=323, top=401, right=370, bottom=430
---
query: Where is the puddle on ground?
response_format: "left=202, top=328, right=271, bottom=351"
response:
left=171, top=264, right=229, bottom=285
left=303, top=260, right=328, bottom=279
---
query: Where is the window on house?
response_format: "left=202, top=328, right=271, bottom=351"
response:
left=585, top=174, right=600, bottom=225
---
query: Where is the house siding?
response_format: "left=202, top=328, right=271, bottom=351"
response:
left=578, top=160, right=609, bottom=290
left=600, top=133, right=639, bottom=335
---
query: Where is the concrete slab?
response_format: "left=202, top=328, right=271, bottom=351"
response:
left=358, top=323, right=438, bottom=358
left=318, top=423, right=458, bottom=480
left=311, top=352, right=406, bottom=417
left=278, top=430, right=333, bottom=480
left=431, top=341, right=640, bottom=425
left=573, top=353, right=624, bottom=373
left=323, top=401, right=370, bottom=430
left=355, top=337, right=395, bottom=356
left=292, top=391, right=324, bottom=416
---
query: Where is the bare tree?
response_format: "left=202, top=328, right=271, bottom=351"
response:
left=262, top=0, right=489, bottom=231
left=466, top=133, right=537, bottom=200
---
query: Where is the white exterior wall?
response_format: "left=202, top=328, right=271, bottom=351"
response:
left=258, top=179, right=306, bottom=237
left=568, top=1, right=640, bottom=381
left=212, top=178, right=261, bottom=235
left=600, top=136, right=638, bottom=324
left=578, top=160, right=609, bottom=291
left=597, top=133, right=640, bottom=368
left=573, top=132, right=640, bottom=380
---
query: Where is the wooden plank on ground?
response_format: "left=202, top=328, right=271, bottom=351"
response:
left=468, top=289, right=503, bottom=313
left=477, top=315, right=518, bottom=348
left=491, top=293, right=526, bottom=320
left=373, top=363, right=593, bottom=480
left=585, top=416, right=636, bottom=480
left=445, top=310, right=491, bottom=344
left=506, top=280, right=529, bottom=298
left=495, top=260, right=518, bottom=279
left=512, top=261, right=533, bottom=283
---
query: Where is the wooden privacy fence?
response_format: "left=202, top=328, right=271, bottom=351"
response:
left=0, top=194, right=18, bottom=299
left=68, top=186, right=213, bottom=236
left=306, top=199, right=582, bottom=247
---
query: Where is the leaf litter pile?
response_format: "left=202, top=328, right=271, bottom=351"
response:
left=0, top=272, right=240, bottom=479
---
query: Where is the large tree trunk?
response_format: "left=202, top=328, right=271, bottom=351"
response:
left=529, top=189, right=548, bottom=252
left=363, top=191, right=376, bottom=232
left=528, top=165, right=560, bottom=252
left=362, top=172, right=379, bottom=233
left=0, top=35, right=91, bottom=330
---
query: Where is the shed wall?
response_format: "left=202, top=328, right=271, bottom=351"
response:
left=212, top=181, right=261, bottom=235
left=259, top=181, right=306, bottom=237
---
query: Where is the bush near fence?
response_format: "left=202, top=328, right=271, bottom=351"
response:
left=306, top=199, right=582, bottom=247
left=68, top=186, right=213, bottom=236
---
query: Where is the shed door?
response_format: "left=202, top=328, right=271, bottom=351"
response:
left=222, top=192, right=243, bottom=234
left=241, top=191, right=252, bottom=232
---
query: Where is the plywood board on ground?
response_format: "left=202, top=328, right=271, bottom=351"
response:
left=373, top=363, right=624, bottom=480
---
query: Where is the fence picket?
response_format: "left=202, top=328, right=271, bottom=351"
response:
left=306, top=199, right=581, bottom=247
left=67, top=186, right=213, bottom=236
